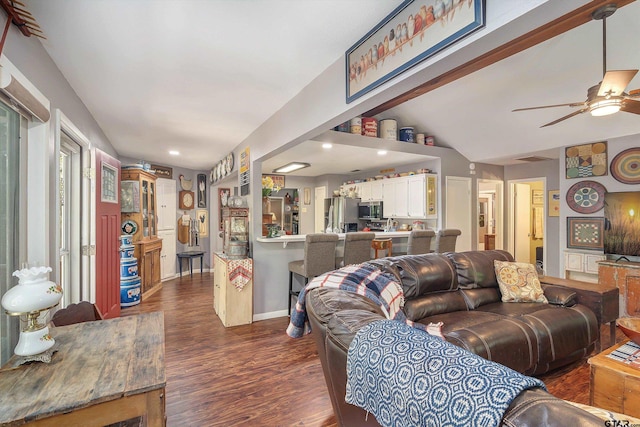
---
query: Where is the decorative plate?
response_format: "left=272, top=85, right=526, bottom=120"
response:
left=566, top=180, right=606, bottom=214
left=226, top=153, right=234, bottom=173
left=121, top=219, right=138, bottom=235
left=610, top=147, right=640, bottom=184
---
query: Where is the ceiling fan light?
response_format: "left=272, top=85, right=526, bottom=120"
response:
left=590, top=98, right=622, bottom=116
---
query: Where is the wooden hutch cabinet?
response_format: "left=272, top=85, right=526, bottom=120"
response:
left=121, top=168, right=163, bottom=297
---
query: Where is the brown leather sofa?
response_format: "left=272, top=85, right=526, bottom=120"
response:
left=306, top=250, right=602, bottom=426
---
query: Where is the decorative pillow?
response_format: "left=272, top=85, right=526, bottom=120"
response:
left=494, top=260, right=548, bottom=303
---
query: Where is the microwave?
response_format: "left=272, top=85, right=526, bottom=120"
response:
left=358, top=201, right=383, bottom=220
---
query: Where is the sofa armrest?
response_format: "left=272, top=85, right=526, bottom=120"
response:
left=541, top=284, right=577, bottom=307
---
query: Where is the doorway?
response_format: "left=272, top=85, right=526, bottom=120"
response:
left=445, top=177, right=472, bottom=251
left=508, top=179, right=545, bottom=268
left=477, top=179, right=503, bottom=250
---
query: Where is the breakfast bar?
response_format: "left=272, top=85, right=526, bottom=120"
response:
left=256, top=231, right=412, bottom=249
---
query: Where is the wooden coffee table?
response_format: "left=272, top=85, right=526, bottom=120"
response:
left=589, top=340, right=640, bottom=418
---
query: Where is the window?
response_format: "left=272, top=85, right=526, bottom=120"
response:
left=0, top=100, right=23, bottom=364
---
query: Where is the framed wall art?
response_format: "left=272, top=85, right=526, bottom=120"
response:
left=567, top=217, right=604, bottom=250
left=196, top=209, right=209, bottom=237
left=151, top=164, right=173, bottom=179
left=532, top=190, right=544, bottom=205
left=566, top=180, right=606, bottom=214
left=218, top=188, right=230, bottom=231
left=197, top=173, right=207, bottom=208
left=346, top=0, right=485, bottom=103
left=565, top=141, right=607, bottom=179
left=610, top=147, right=640, bottom=184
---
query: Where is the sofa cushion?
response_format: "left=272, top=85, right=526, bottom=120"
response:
left=446, top=250, right=513, bottom=289
left=306, top=288, right=384, bottom=327
left=444, top=317, right=539, bottom=374
left=494, top=260, right=548, bottom=303
left=461, top=288, right=502, bottom=309
left=541, top=285, right=577, bottom=307
left=416, top=310, right=505, bottom=331
left=403, top=290, right=468, bottom=321
left=387, top=254, right=459, bottom=298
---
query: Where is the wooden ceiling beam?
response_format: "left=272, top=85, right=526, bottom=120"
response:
left=365, top=0, right=636, bottom=117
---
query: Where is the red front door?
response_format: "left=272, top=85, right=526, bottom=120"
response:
left=95, top=149, right=121, bottom=319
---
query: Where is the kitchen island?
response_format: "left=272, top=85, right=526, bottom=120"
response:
left=256, top=231, right=412, bottom=248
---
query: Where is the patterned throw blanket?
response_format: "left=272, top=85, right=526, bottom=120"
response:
left=286, top=263, right=424, bottom=338
left=346, top=320, right=546, bottom=427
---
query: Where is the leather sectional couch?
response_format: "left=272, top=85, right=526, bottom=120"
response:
left=305, top=250, right=602, bottom=426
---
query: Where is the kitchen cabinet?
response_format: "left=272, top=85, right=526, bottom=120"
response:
left=214, top=253, right=253, bottom=327
left=357, top=181, right=384, bottom=201
left=156, top=178, right=176, bottom=231
left=382, top=174, right=437, bottom=219
left=158, top=229, right=176, bottom=280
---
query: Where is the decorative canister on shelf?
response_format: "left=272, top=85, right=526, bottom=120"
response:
left=350, top=117, right=362, bottom=134
left=426, top=136, right=435, bottom=146
left=361, top=117, right=378, bottom=137
left=399, top=127, right=415, bottom=142
left=1, top=266, right=63, bottom=356
left=379, top=119, right=397, bottom=140
left=416, top=133, right=425, bottom=144
left=334, top=121, right=349, bottom=132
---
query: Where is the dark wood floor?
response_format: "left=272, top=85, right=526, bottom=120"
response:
left=122, top=273, right=621, bottom=426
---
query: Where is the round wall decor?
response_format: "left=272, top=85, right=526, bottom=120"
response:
left=610, top=147, right=640, bottom=184
left=121, top=220, right=138, bottom=235
left=566, top=180, right=606, bottom=214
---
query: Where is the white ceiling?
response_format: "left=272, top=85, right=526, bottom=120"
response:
left=26, top=0, right=640, bottom=174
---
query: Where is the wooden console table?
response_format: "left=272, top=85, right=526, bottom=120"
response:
left=540, top=276, right=619, bottom=352
left=0, top=312, right=166, bottom=426
left=589, top=340, right=640, bottom=418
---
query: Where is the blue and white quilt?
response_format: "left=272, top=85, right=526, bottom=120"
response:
left=346, top=320, right=546, bottom=427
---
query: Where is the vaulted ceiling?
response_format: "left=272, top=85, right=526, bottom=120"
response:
left=26, top=0, right=640, bottom=172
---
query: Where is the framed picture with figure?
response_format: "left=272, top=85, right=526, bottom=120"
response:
left=197, top=174, right=207, bottom=208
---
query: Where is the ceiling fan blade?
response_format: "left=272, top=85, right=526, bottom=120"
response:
left=627, top=88, right=640, bottom=98
left=512, top=102, right=584, bottom=112
left=540, top=109, right=588, bottom=128
left=621, top=99, right=640, bottom=115
left=597, top=70, right=639, bottom=97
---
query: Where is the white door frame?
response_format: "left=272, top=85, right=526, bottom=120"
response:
left=55, top=110, right=94, bottom=304
left=314, top=186, right=326, bottom=233
left=477, top=179, right=504, bottom=250
left=507, top=177, right=546, bottom=264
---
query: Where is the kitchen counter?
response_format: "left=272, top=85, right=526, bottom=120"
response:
left=256, top=231, right=411, bottom=248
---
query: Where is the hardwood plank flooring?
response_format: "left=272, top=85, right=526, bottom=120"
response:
left=121, top=273, right=622, bottom=426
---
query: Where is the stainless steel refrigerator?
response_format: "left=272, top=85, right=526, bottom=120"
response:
left=324, top=197, right=360, bottom=233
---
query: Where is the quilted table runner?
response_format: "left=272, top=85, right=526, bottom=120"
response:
left=227, top=259, right=252, bottom=291
left=346, top=320, right=546, bottom=427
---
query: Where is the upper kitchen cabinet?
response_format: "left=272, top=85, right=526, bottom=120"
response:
left=382, top=174, right=437, bottom=220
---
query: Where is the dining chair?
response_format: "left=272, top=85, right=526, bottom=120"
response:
left=51, top=301, right=104, bottom=327
left=407, top=229, right=436, bottom=255
left=435, top=229, right=462, bottom=253
left=336, top=232, right=375, bottom=268
left=288, top=233, right=339, bottom=314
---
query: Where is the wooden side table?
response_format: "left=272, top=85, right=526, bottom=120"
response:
left=539, top=276, right=619, bottom=352
left=589, top=340, right=640, bottom=418
left=177, top=250, right=205, bottom=277
left=0, top=313, right=166, bottom=426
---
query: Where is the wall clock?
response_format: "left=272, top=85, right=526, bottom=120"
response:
left=179, top=190, right=195, bottom=210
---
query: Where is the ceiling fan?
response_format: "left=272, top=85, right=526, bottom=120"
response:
left=513, top=4, right=640, bottom=128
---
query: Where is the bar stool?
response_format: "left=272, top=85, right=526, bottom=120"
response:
left=288, top=233, right=339, bottom=314
left=435, top=229, right=462, bottom=253
left=407, top=229, right=436, bottom=255
left=371, top=238, right=392, bottom=258
left=336, top=232, right=375, bottom=268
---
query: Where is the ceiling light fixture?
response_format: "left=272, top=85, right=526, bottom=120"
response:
left=590, top=97, right=623, bottom=116
left=322, top=143, right=332, bottom=149
left=273, top=162, right=310, bottom=174
left=169, top=150, right=180, bottom=155
left=377, top=150, right=388, bottom=155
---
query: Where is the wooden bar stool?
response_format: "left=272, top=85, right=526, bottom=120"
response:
left=371, top=238, right=392, bottom=258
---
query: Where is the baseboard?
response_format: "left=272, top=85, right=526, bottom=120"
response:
left=253, top=310, right=289, bottom=322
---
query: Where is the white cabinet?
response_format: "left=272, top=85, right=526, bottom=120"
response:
left=357, top=181, right=383, bottom=201
left=156, top=178, right=177, bottom=231
left=158, top=229, right=176, bottom=280
left=564, top=250, right=605, bottom=283
left=382, top=174, right=437, bottom=219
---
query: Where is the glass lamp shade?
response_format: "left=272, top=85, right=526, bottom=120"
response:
left=1, top=266, right=63, bottom=356
left=2, top=266, right=62, bottom=313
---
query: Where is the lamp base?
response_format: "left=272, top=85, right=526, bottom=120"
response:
left=14, top=325, right=55, bottom=356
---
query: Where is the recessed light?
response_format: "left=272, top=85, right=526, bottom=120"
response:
left=322, top=143, right=332, bottom=149
left=377, top=150, right=387, bottom=155
left=273, top=162, right=311, bottom=174
left=169, top=150, right=180, bottom=156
